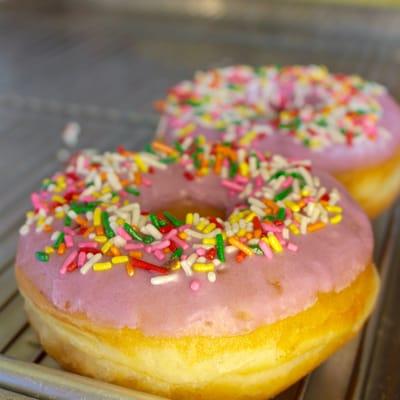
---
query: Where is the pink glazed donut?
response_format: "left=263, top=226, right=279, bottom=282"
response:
left=158, top=65, right=400, bottom=217
left=16, top=139, right=379, bottom=400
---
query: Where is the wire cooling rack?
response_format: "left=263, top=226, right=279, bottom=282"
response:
left=0, top=1, right=399, bottom=398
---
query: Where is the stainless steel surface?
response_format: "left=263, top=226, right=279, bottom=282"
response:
left=0, top=1, right=399, bottom=399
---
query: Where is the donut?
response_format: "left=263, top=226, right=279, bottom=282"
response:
left=157, top=65, right=400, bottom=217
left=16, top=138, right=379, bottom=400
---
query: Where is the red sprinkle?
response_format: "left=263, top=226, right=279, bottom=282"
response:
left=205, top=248, right=216, bottom=260
left=184, top=171, right=194, bottom=181
left=130, top=257, right=169, bottom=274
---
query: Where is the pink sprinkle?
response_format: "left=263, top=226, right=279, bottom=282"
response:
left=63, top=227, right=76, bottom=236
left=154, top=250, right=165, bottom=261
left=261, top=223, right=282, bottom=233
left=259, top=240, right=273, bottom=259
left=31, top=193, right=43, bottom=211
left=171, top=235, right=189, bottom=250
left=281, top=177, right=293, bottom=189
left=117, top=227, right=131, bottom=241
left=190, top=279, right=201, bottom=291
left=196, top=248, right=206, bottom=256
left=235, top=175, right=248, bottom=184
left=221, top=180, right=244, bottom=192
left=80, top=196, right=95, bottom=202
left=151, top=240, right=171, bottom=251
left=79, top=242, right=98, bottom=249
left=141, top=177, right=152, bottom=187
left=255, top=176, right=264, bottom=188
left=287, top=242, right=298, bottom=252
left=64, top=235, right=74, bottom=248
left=164, top=229, right=178, bottom=240
left=60, top=250, right=78, bottom=274
left=125, top=243, right=144, bottom=250
left=77, top=251, right=86, bottom=267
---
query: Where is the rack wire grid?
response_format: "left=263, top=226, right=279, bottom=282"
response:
left=0, top=1, right=399, bottom=399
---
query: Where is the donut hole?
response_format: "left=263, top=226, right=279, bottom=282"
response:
left=153, top=197, right=226, bottom=220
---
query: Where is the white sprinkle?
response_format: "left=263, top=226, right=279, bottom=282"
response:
left=151, top=273, right=179, bottom=285
left=80, top=253, right=102, bottom=275
left=207, top=271, right=217, bottom=283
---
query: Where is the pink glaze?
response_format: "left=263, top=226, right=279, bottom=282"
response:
left=16, top=165, right=373, bottom=337
left=163, top=94, right=400, bottom=173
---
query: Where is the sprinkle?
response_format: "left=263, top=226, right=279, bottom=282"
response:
left=228, top=237, right=253, bottom=256
left=101, top=211, right=115, bottom=238
left=80, top=253, right=102, bottom=275
left=216, top=233, right=225, bottom=261
left=330, top=214, right=342, bottom=224
left=190, top=279, right=201, bottom=291
left=207, top=271, right=217, bottom=282
left=163, top=211, right=183, bottom=227
left=308, top=221, right=326, bottom=232
left=192, top=262, right=215, bottom=272
left=151, top=273, right=179, bottom=285
left=111, top=256, right=129, bottom=264
left=35, top=251, right=49, bottom=262
left=126, top=262, right=135, bottom=277
left=259, top=239, right=273, bottom=259
left=93, top=262, right=113, bottom=271
left=60, top=250, right=78, bottom=274
left=267, top=233, right=283, bottom=253
left=130, top=257, right=168, bottom=274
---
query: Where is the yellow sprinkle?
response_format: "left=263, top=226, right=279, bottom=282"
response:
left=93, top=207, right=102, bottom=226
left=101, top=240, right=113, bottom=254
left=245, top=212, right=256, bottom=223
left=192, top=263, right=215, bottom=272
left=116, top=217, right=125, bottom=226
left=44, top=246, right=54, bottom=254
left=101, top=186, right=111, bottom=194
left=185, top=213, right=193, bottom=225
left=134, top=154, right=148, bottom=172
left=325, top=205, right=343, bottom=213
left=196, top=220, right=207, bottom=231
left=239, top=162, right=249, bottom=177
left=94, top=235, right=107, bottom=243
left=93, top=262, right=113, bottom=271
left=55, top=211, right=65, bottom=219
left=285, top=201, right=300, bottom=212
left=267, top=233, right=283, bottom=253
left=228, top=237, right=253, bottom=256
left=171, top=261, right=181, bottom=271
left=203, top=223, right=216, bottom=234
left=239, top=130, right=257, bottom=146
left=301, top=189, right=310, bottom=197
left=289, top=224, right=300, bottom=235
left=52, top=195, right=66, bottom=204
left=111, top=197, right=119, bottom=204
left=237, top=228, right=247, bottom=237
left=202, top=238, right=216, bottom=245
left=330, top=214, right=342, bottom=225
left=112, top=256, right=129, bottom=264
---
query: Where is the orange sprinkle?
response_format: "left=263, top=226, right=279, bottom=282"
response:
left=214, top=154, right=223, bottom=174
left=134, top=171, right=142, bottom=186
left=263, top=199, right=279, bottom=213
left=308, top=221, right=326, bottom=233
left=152, top=141, right=177, bottom=156
left=254, top=229, right=262, bottom=238
left=110, top=245, right=121, bottom=257
left=76, top=216, right=88, bottom=227
left=126, top=262, right=135, bottom=277
left=95, top=226, right=104, bottom=236
left=57, top=243, right=66, bottom=255
left=43, top=224, right=53, bottom=233
left=129, top=251, right=142, bottom=259
left=216, top=145, right=237, bottom=161
left=67, top=261, right=78, bottom=272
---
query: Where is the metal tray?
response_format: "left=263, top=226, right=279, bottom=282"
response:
left=0, top=1, right=399, bottom=399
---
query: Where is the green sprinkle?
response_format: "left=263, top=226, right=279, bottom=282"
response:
left=123, top=222, right=143, bottom=242
left=290, top=172, right=306, bottom=186
left=163, top=211, right=183, bottom=227
left=101, top=211, right=115, bottom=239
left=70, top=201, right=99, bottom=214
left=125, top=187, right=141, bottom=196
left=216, top=233, right=225, bottom=262
left=316, top=118, right=328, bottom=127
left=277, top=207, right=286, bottom=220
left=53, top=232, right=65, bottom=249
left=64, top=215, right=72, bottom=227
left=160, top=156, right=176, bottom=164
left=143, top=235, right=155, bottom=244
left=149, top=214, right=161, bottom=229
left=144, top=143, right=156, bottom=154
left=171, top=247, right=183, bottom=259
left=35, top=251, right=49, bottom=262
left=269, top=170, right=287, bottom=181
left=174, top=141, right=184, bottom=154
left=229, top=160, right=238, bottom=178
left=249, top=244, right=263, bottom=255
left=274, top=186, right=293, bottom=202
